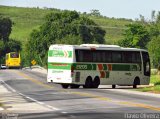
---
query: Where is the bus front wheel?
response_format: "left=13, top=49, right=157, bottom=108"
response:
left=133, top=77, right=140, bottom=89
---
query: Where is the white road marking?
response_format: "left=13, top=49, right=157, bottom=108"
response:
left=61, top=111, right=68, bottom=114
left=46, top=105, right=60, bottom=111
left=0, top=80, right=16, bottom=92
left=0, top=80, right=60, bottom=111
left=17, top=93, right=60, bottom=111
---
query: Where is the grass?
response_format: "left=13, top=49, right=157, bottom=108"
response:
left=0, top=5, right=133, bottom=46
left=138, top=75, right=160, bottom=93
left=0, top=102, right=3, bottom=107
left=0, top=6, right=54, bottom=44
left=150, top=75, right=160, bottom=84
left=89, top=16, right=133, bottom=44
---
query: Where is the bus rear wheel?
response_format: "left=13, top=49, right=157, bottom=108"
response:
left=83, top=77, right=93, bottom=88
left=61, top=84, right=69, bottom=89
left=92, top=76, right=100, bottom=88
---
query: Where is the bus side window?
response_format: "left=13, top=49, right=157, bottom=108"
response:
left=112, top=51, right=122, bottom=63
left=132, top=52, right=141, bottom=63
left=105, top=51, right=112, bottom=63
left=75, top=50, right=92, bottom=62
left=93, top=51, right=103, bottom=62
left=78, top=50, right=83, bottom=62
left=122, top=51, right=132, bottom=63
left=75, top=50, right=79, bottom=62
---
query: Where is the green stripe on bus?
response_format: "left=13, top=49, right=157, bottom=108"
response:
left=92, top=64, right=97, bottom=70
left=112, top=64, right=130, bottom=71
left=106, top=71, right=109, bottom=78
left=48, top=50, right=72, bottom=58
left=73, top=64, right=97, bottom=70
left=48, top=62, right=140, bottom=71
left=68, top=51, right=72, bottom=57
left=48, top=63, right=71, bottom=70
left=112, top=64, right=140, bottom=71
left=103, top=64, right=108, bottom=70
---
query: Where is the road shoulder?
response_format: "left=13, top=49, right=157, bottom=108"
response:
left=0, top=80, right=54, bottom=114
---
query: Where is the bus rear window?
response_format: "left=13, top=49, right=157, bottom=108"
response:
left=10, top=53, right=19, bottom=58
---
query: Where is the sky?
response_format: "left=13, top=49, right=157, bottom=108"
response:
left=0, top=0, right=160, bottom=20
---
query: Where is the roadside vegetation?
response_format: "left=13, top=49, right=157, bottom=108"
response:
left=0, top=101, right=3, bottom=108
left=0, top=103, right=3, bottom=107
left=138, top=73, right=160, bottom=93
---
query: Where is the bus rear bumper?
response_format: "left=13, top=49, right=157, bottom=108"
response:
left=7, top=65, right=21, bottom=69
left=47, top=77, right=72, bottom=84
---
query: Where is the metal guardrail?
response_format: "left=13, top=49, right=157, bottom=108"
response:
left=23, top=65, right=46, bottom=70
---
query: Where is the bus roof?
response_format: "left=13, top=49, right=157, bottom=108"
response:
left=80, top=44, right=120, bottom=48
left=49, top=44, right=148, bottom=52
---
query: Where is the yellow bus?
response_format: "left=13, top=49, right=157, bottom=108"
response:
left=5, top=52, right=21, bottom=69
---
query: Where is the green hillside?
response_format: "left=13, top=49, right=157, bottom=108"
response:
left=89, top=16, right=133, bottom=44
left=0, top=6, right=133, bottom=45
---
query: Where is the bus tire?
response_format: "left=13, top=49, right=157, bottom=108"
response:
left=133, top=77, right=140, bottom=89
left=70, top=84, right=80, bottom=89
left=112, top=85, right=116, bottom=89
left=83, top=77, right=93, bottom=88
left=133, top=85, right=137, bottom=89
left=61, top=84, right=69, bottom=89
left=92, top=76, right=100, bottom=88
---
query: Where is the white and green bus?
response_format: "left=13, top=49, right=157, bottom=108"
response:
left=47, top=44, right=150, bottom=89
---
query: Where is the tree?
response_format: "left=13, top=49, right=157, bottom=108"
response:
left=148, top=11, right=160, bottom=68
left=0, top=16, right=12, bottom=42
left=151, top=10, right=156, bottom=21
left=118, top=23, right=150, bottom=49
left=89, top=9, right=101, bottom=17
left=148, top=36, right=160, bottom=68
left=0, top=41, right=5, bottom=58
left=5, top=39, right=22, bottom=53
left=0, top=16, right=21, bottom=63
left=26, top=10, right=106, bottom=66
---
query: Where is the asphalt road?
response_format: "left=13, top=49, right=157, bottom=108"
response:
left=0, top=69, right=160, bottom=119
